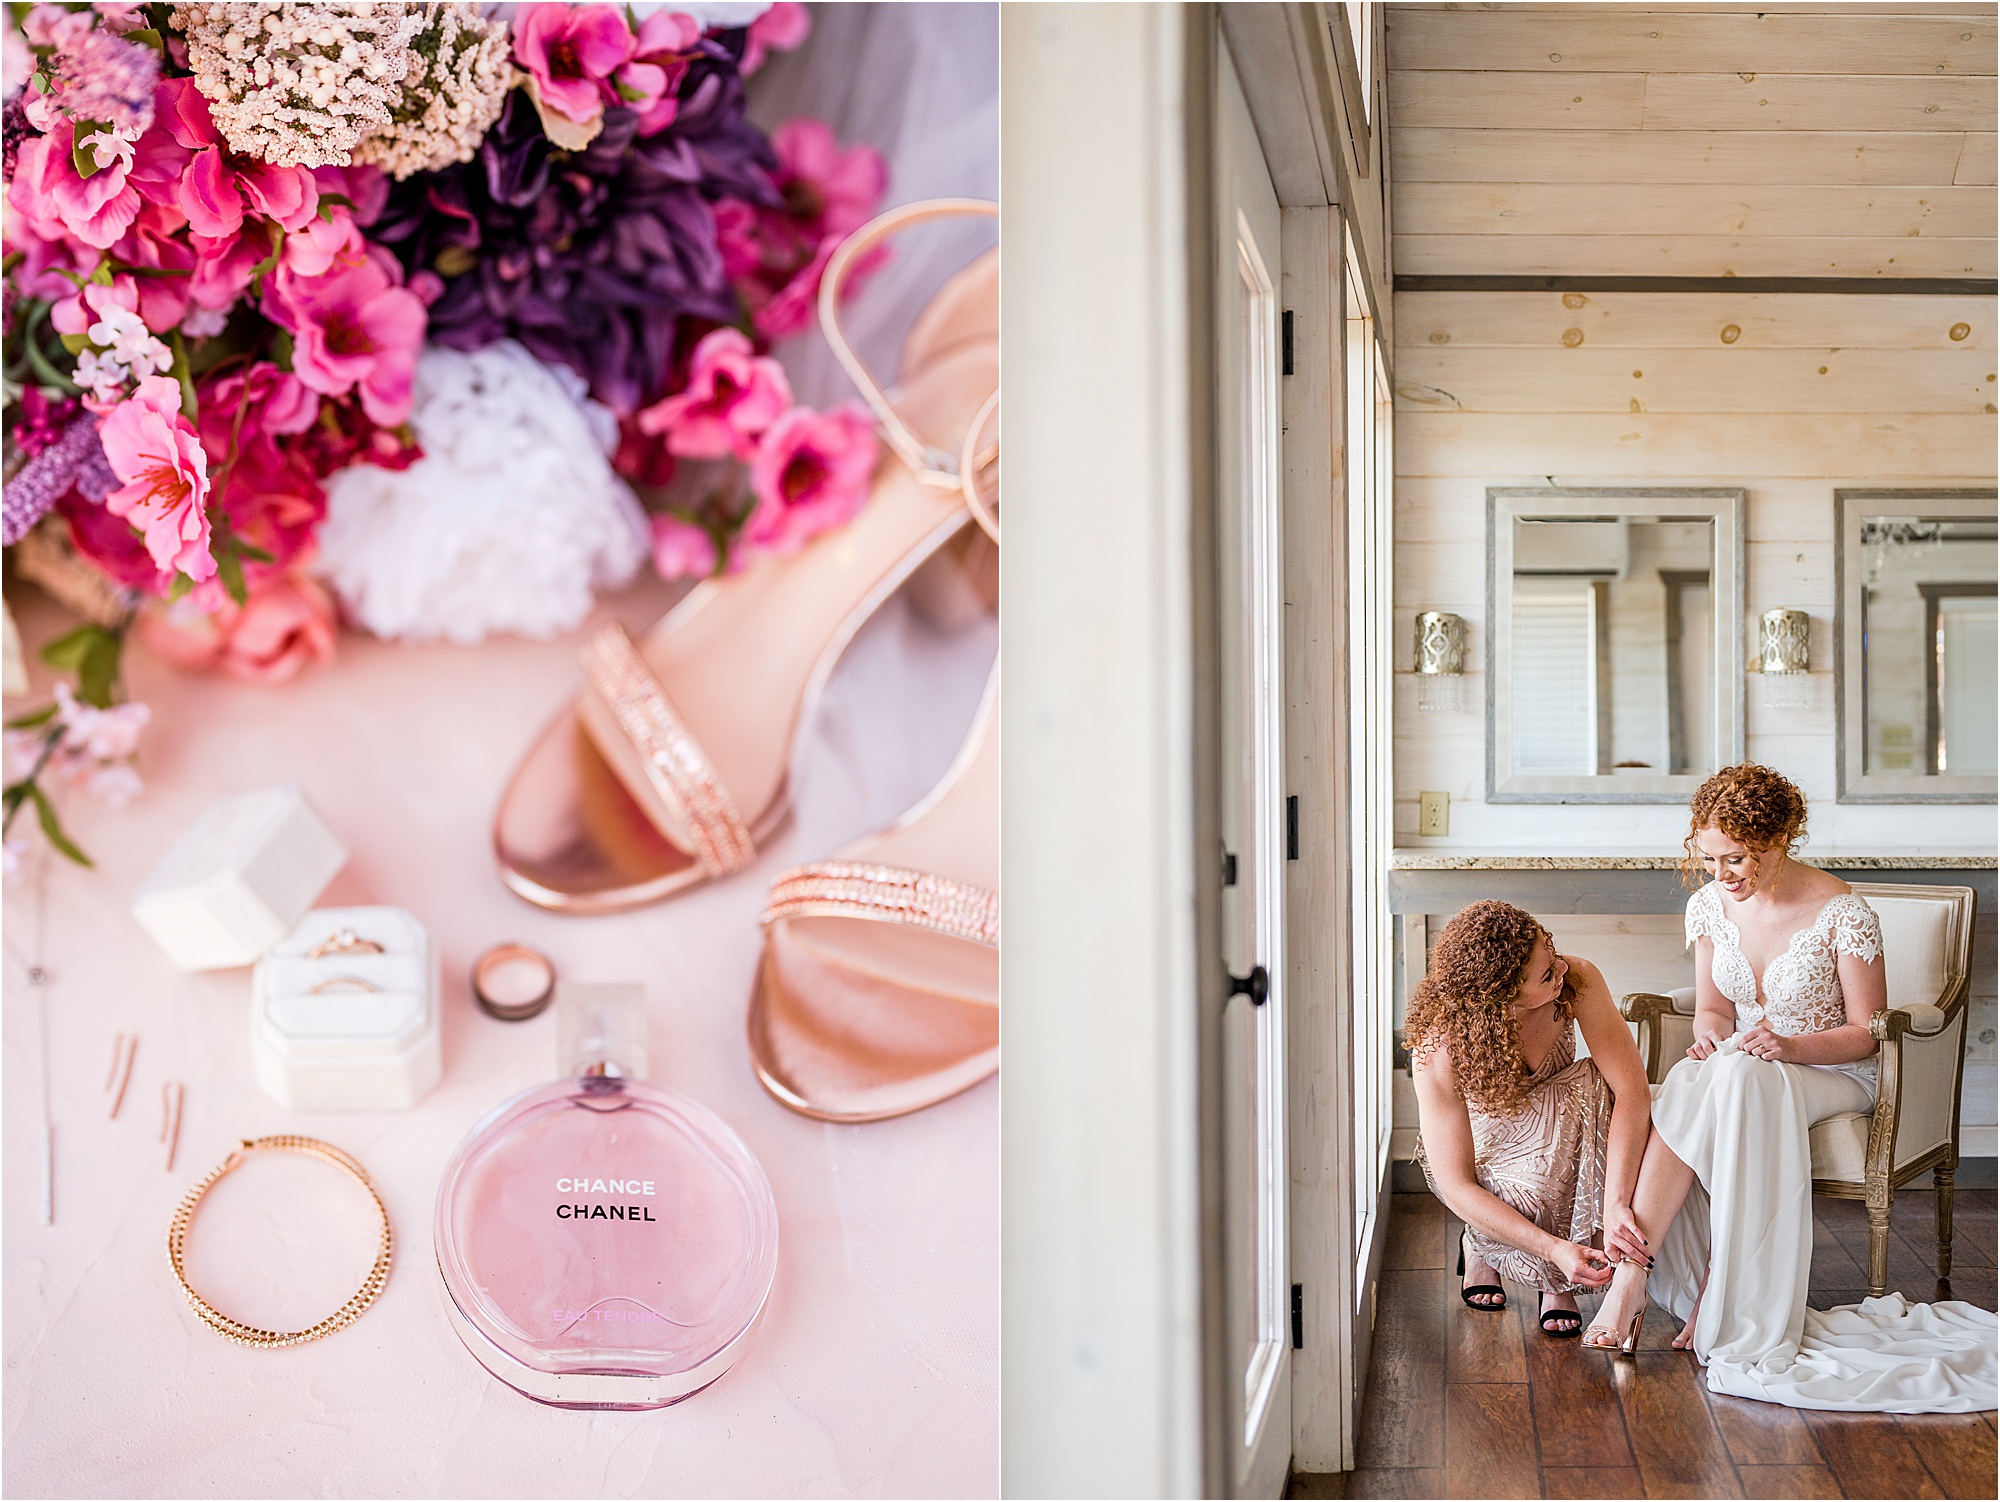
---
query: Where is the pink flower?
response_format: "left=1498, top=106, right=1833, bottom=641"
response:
left=619, top=10, right=699, bottom=136
left=513, top=4, right=634, bottom=136
left=53, top=681, right=149, bottom=760
left=713, top=198, right=764, bottom=280
left=750, top=231, right=888, bottom=341
left=7, top=120, right=141, bottom=249
left=772, top=118, right=888, bottom=243
left=742, top=403, right=878, bottom=556
left=111, top=204, right=199, bottom=330
left=636, top=328, right=792, bottom=459
left=187, top=223, right=271, bottom=312
left=651, top=514, right=718, bottom=581
left=96, top=375, right=215, bottom=582
left=742, top=2, right=811, bottom=76
left=156, top=78, right=318, bottom=239
left=138, top=572, right=337, bottom=685
left=265, top=254, right=427, bottom=426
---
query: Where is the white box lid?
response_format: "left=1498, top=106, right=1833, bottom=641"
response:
left=132, top=784, right=346, bottom=971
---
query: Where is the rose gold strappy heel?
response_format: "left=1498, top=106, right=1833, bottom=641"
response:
left=492, top=200, right=998, bottom=913
left=746, top=363, right=999, bottom=1122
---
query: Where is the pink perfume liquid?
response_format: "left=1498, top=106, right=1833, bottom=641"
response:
left=435, top=1074, right=778, bottom=1409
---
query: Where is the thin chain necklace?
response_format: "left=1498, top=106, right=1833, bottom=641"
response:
left=4, top=845, right=57, bottom=1224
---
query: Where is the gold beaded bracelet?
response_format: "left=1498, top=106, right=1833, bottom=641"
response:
left=167, top=1135, right=393, bottom=1349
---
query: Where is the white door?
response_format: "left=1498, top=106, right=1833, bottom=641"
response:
left=1216, top=39, right=1291, bottom=1500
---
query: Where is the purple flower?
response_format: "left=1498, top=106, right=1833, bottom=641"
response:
left=373, top=39, right=779, bottom=416
left=3, top=412, right=109, bottom=546
left=58, top=29, right=160, bottom=135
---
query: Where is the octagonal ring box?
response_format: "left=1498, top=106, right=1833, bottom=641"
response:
left=252, top=906, right=441, bottom=1111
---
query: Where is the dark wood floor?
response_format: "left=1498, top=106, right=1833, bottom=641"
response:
left=1291, top=1188, right=1998, bottom=1500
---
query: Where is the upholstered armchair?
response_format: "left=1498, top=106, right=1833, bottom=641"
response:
left=1618, top=882, right=1976, bottom=1298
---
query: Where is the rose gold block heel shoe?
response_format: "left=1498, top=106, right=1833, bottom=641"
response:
left=1582, top=1306, right=1645, bottom=1355
left=492, top=200, right=998, bottom=913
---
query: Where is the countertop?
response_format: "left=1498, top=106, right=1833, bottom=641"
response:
left=2, top=577, right=997, bottom=1499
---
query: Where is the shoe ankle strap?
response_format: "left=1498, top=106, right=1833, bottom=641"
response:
left=818, top=198, right=998, bottom=497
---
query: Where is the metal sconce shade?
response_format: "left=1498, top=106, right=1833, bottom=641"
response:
left=1415, top=611, right=1466, bottom=712
left=1758, top=608, right=1811, bottom=712
left=1415, top=612, right=1466, bottom=675
left=1758, top=609, right=1811, bottom=674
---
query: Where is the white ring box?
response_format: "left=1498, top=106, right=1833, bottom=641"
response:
left=252, top=906, right=442, bottom=1111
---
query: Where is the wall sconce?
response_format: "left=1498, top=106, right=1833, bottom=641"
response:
left=1758, top=608, right=1811, bottom=712
left=1415, top=611, right=1466, bottom=712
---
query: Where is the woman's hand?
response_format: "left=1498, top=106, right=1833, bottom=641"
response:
left=1550, top=1239, right=1615, bottom=1289
left=1738, top=1026, right=1795, bottom=1063
left=1686, top=1026, right=1731, bottom=1061
left=1600, top=1201, right=1652, bottom=1267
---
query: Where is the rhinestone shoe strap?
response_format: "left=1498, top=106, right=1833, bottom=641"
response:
left=763, top=861, right=999, bottom=947
left=580, top=623, right=757, bottom=878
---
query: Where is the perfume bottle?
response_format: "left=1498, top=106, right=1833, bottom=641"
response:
left=434, top=983, right=778, bottom=1409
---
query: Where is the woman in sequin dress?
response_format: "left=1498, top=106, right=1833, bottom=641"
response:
left=1410, top=901, right=1655, bottom=1337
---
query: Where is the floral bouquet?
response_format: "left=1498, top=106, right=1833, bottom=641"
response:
left=2, top=0, right=890, bottom=865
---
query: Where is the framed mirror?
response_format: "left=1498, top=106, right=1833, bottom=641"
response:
left=1836, top=489, right=1998, bottom=804
left=1487, top=487, right=1744, bottom=803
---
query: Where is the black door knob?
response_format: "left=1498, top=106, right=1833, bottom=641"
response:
left=1227, top=964, right=1269, bottom=1006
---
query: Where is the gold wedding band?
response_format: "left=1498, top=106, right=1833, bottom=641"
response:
left=307, top=928, right=385, bottom=959
left=309, top=975, right=380, bottom=994
left=167, top=1136, right=392, bottom=1348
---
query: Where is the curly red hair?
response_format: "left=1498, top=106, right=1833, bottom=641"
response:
left=1681, top=762, right=1808, bottom=888
left=1404, top=900, right=1567, bottom=1115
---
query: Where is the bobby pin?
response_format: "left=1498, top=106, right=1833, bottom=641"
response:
left=104, top=1032, right=137, bottom=1121
left=160, top=1081, right=185, bottom=1173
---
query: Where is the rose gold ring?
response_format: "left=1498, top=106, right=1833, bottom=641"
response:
left=472, top=943, right=556, bottom=1023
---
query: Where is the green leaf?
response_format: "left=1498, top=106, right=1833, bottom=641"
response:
left=235, top=539, right=275, bottom=565
left=5, top=705, right=59, bottom=730
left=166, top=571, right=193, bottom=604
left=216, top=545, right=248, bottom=609
left=26, top=784, right=92, bottom=868
left=248, top=226, right=284, bottom=290
left=123, top=27, right=165, bottom=54
left=39, top=624, right=102, bottom=673
left=58, top=332, right=89, bottom=355
left=71, top=121, right=109, bottom=181
left=315, top=192, right=354, bottom=223
left=269, top=330, right=295, bottom=373
left=76, top=631, right=122, bottom=709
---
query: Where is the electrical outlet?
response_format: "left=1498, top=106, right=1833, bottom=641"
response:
left=1419, top=791, right=1449, bottom=837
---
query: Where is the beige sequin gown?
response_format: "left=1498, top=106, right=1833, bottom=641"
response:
left=1417, top=1006, right=1614, bottom=1294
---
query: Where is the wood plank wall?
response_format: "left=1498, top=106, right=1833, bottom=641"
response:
left=1387, top=1, right=1998, bottom=278
left=1383, top=4, right=1999, bottom=1143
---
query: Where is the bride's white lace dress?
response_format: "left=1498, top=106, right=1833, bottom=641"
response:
left=1649, top=883, right=1998, bottom=1412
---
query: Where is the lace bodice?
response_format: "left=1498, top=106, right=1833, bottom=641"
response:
left=1684, top=883, right=1883, bottom=1036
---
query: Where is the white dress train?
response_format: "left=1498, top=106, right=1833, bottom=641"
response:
left=1648, top=884, right=1998, bottom=1413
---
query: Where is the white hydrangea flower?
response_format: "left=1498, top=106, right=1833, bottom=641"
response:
left=315, top=341, right=649, bottom=645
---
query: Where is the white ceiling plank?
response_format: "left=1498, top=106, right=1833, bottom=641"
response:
left=1391, top=291, right=1997, bottom=350
left=1393, top=181, right=1997, bottom=239
left=1394, top=410, right=1996, bottom=478
left=1390, top=345, right=1998, bottom=414
left=1396, top=232, right=1994, bottom=278
left=1641, top=72, right=1996, bottom=132
left=1389, top=69, right=1647, bottom=128
left=1955, top=131, right=1999, bottom=184
left=1394, top=127, right=1971, bottom=185
left=1386, top=9, right=1997, bottom=76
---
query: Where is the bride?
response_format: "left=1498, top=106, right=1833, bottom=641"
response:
left=1582, top=763, right=1996, bottom=1411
